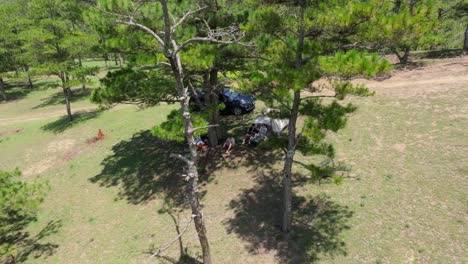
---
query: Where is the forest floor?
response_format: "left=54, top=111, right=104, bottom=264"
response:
left=0, top=57, right=466, bottom=264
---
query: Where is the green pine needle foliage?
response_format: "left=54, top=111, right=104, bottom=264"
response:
left=334, top=82, right=375, bottom=100
left=320, top=50, right=392, bottom=79
left=151, top=110, right=208, bottom=142
left=0, top=169, right=48, bottom=259
left=91, top=67, right=176, bottom=106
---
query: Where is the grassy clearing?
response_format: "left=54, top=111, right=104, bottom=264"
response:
left=0, top=58, right=466, bottom=263
left=0, top=59, right=119, bottom=123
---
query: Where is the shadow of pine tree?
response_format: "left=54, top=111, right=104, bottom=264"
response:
left=224, top=173, right=353, bottom=263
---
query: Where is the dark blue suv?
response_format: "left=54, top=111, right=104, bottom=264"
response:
left=190, top=87, right=255, bottom=115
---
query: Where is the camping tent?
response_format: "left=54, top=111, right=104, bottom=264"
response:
left=253, top=116, right=289, bottom=134
left=271, top=119, right=289, bottom=133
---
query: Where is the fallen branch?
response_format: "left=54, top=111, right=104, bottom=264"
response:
left=146, top=214, right=195, bottom=263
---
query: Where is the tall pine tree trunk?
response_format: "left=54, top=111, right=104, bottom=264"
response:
left=104, top=53, right=109, bottom=67
left=394, top=47, right=411, bottom=64
left=169, top=51, right=211, bottom=263
left=63, top=87, right=73, bottom=122
left=282, top=91, right=300, bottom=233
left=393, top=0, right=402, bottom=12
left=120, top=1, right=213, bottom=261
left=203, top=69, right=222, bottom=146
left=464, top=24, right=468, bottom=54
left=114, top=53, right=119, bottom=65
left=78, top=54, right=82, bottom=67
left=24, top=66, right=33, bottom=89
left=181, top=79, right=212, bottom=264
left=60, top=74, right=73, bottom=122
left=118, top=53, right=124, bottom=66
left=209, top=69, right=222, bottom=142
left=282, top=5, right=305, bottom=234
left=0, top=78, right=7, bottom=101
left=28, top=73, right=33, bottom=89
left=401, top=47, right=410, bottom=64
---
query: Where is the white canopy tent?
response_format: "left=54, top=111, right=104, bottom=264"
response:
left=253, top=116, right=289, bottom=134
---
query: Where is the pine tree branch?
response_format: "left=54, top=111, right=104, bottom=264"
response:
left=281, top=147, right=287, bottom=155
left=301, top=94, right=336, bottom=100
left=273, top=33, right=295, bottom=51
left=175, top=36, right=250, bottom=54
left=189, top=125, right=219, bottom=133
left=95, top=6, right=133, bottom=20
left=95, top=6, right=165, bottom=48
left=188, top=79, right=203, bottom=109
left=160, top=0, right=173, bottom=52
left=174, top=22, right=251, bottom=54
left=171, top=6, right=207, bottom=32
left=116, top=20, right=165, bottom=48
left=131, top=1, right=147, bottom=17
left=170, top=154, right=193, bottom=165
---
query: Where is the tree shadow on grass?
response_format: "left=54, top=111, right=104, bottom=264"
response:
left=1, top=220, right=62, bottom=263
left=199, top=145, right=284, bottom=178
left=41, top=110, right=102, bottom=134
left=1, top=78, right=60, bottom=103
left=32, top=88, right=91, bottom=109
left=91, top=131, right=211, bottom=262
left=414, top=49, right=463, bottom=59
left=224, top=172, right=353, bottom=263
left=2, top=87, right=32, bottom=102
left=90, top=131, right=196, bottom=206
left=16, top=220, right=62, bottom=263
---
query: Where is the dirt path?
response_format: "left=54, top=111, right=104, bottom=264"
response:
left=0, top=104, right=131, bottom=126
left=0, top=106, right=97, bottom=126
left=354, top=56, right=468, bottom=98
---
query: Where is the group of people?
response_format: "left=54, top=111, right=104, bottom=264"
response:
left=194, top=123, right=269, bottom=157
left=243, top=123, right=268, bottom=145
left=196, top=135, right=236, bottom=156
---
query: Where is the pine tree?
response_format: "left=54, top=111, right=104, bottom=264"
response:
left=182, top=2, right=250, bottom=146
left=0, top=0, right=31, bottom=100
left=367, top=0, right=441, bottom=63
left=0, top=169, right=47, bottom=263
left=243, top=0, right=392, bottom=234
left=20, top=0, right=98, bottom=120
left=437, top=0, right=468, bottom=52
left=88, top=1, right=246, bottom=262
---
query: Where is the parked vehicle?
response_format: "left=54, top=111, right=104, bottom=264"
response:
left=190, top=87, right=255, bottom=115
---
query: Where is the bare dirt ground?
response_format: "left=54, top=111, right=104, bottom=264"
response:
left=23, top=138, right=81, bottom=177
left=0, top=104, right=133, bottom=126
left=0, top=106, right=98, bottom=126
left=355, top=56, right=468, bottom=99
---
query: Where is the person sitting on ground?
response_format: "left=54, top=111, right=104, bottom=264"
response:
left=196, top=136, right=208, bottom=157
left=223, top=136, right=235, bottom=154
left=243, top=124, right=259, bottom=145
left=250, top=124, right=268, bottom=144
